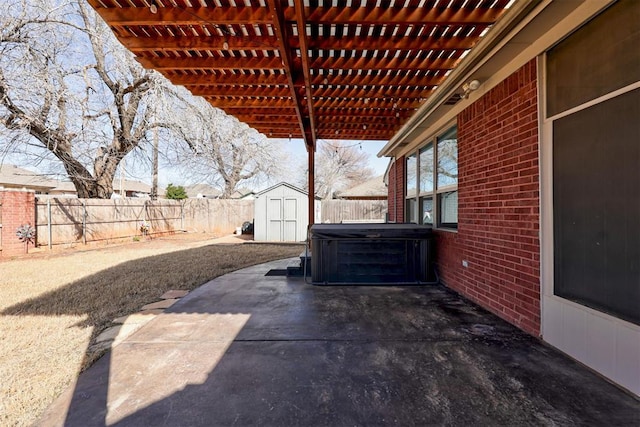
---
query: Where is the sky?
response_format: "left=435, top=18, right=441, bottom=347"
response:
left=158, top=137, right=393, bottom=191
left=278, top=138, right=392, bottom=177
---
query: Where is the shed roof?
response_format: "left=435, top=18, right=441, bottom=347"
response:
left=88, top=0, right=514, bottom=148
left=256, top=181, right=308, bottom=196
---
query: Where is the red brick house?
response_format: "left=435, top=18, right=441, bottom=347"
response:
left=380, top=0, right=639, bottom=396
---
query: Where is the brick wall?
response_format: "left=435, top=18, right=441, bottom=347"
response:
left=440, top=59, right=541, bottom=335
left=0, top=190, right=37, bottom=257
left=386, top=156, right=405, bottom=222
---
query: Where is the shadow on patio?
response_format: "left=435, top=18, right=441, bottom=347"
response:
left=31, top=259, right=640, bottom=425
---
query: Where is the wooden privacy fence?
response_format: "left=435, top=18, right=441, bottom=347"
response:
left=321, top=200, right=387, bottom=223
left=181, top=198, right=254, bottom=234
left=35, top=198, right=254, bottom=248
left=33, top=197, right=385, bottom=247
left=0, top=199, right=3, bottom=252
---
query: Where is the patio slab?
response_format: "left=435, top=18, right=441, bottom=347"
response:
left=38, top=258, right=639, bottom=426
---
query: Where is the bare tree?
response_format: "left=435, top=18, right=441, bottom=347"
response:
left=171, top=97, right=290, bottom=198
left=0, top=0, right=174, bottom=198
left=301, top=141, right=375, bottom=200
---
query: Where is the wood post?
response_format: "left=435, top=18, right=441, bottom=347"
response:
left=307, top=143, right=315, bottom=227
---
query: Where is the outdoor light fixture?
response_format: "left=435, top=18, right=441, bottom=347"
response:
left=461, top=79, right=481, bottom=99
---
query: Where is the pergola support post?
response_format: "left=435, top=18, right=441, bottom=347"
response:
left=307, top=143, right=315, bottom=228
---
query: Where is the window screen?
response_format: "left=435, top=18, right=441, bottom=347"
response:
left=547, top=0, right=640, bottom=117
left=553, top=89, right=640, bottom=325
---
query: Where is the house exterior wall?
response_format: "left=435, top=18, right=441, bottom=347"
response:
left=0, top=190, right=37, bottom=257
left=386, top=156, right=405, bottom=223
left=448, top=59, right=540, bottom=335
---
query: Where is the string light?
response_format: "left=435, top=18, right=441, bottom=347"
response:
left=321, top=139, right=364, bottom=151
left=149, top=0, right=158, bottom=14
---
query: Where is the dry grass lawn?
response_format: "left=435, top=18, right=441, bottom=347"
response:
left=0, top=235, right=303, bottom=427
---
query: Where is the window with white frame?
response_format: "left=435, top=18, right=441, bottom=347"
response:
left=405, top=153, right=417, bottom=222
left=406, top=126, right=458, bottom=228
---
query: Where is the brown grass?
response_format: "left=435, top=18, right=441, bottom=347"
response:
left=0, top=235, right=303, bottom=427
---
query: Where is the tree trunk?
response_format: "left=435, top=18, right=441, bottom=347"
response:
left=69, top=175, right=114, bottom=199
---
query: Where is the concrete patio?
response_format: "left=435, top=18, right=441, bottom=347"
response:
left=39, top=258, right=639, bottom=426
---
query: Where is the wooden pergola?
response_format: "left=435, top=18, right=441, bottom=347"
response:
left=88, top=0, right=512, bottom=224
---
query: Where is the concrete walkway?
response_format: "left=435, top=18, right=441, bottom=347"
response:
left=39, top=258, right=639, bottom=426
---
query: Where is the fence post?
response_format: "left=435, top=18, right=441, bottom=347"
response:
left=47, top=198, right=52, bottom=250
left=181, top=201, right=185, bottom=231
left=82, top=200, right=87, bottom=245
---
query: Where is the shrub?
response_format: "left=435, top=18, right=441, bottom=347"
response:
left=165, top=183, right=187, bottom=200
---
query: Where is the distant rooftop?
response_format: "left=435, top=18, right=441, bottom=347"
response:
left=0, top=164, right=151, bottom=195
left=184, top=184, right=222, bottom=199
left=337, top=176, right=387, bottom=199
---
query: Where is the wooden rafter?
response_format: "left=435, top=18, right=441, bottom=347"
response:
left=294, top=0, right=317, bottom=149
left=265, top=0, right=312, bottom=147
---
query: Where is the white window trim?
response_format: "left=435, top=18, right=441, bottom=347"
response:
left=405, top=124, right=458, bottom=230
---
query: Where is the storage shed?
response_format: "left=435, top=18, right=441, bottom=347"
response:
left=254, top=183, right=309, bottom=242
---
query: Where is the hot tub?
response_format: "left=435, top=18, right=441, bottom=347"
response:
left=310, top=223, right=435, bottom=285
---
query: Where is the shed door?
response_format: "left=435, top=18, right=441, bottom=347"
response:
left=283, top=197, right=297, bottom=241
left=267, top=197, right=283, bottom=241
left=267, top=196, right=299, bottom=241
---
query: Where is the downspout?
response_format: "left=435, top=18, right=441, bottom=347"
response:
left=393, top=157, right=397, bottom=222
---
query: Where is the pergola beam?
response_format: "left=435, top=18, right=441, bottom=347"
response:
left=94, top=6, right=501, bottom=27
left=137, top=56, right=284, bottom=71
left=167, top=73, right=289, bottom=86
left=118, top=33, right=475, bottom=53
left=304, top=7, right=503, bottom=25
left=309, top=56, right=459, bottom=72
left=119, top=35, right=279, bottom=52
left=92, top=6, right=273, bottom=26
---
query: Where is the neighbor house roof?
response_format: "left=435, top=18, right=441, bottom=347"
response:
left=0, top=164, right=56, bottom=191
left=1, top=164, right=152, bottom=196
left=184, top=184, right=222, bottom=198
left=118, top=180, right=152, bottom=194
left=230, top=188, right=256, bottom=199
left=337, top=175, right=387, bottom=199
left=49, top=181, right=78, bottom=194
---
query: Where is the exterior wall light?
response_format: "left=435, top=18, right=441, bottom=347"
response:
left=461, top=79, right=481, bottom=99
